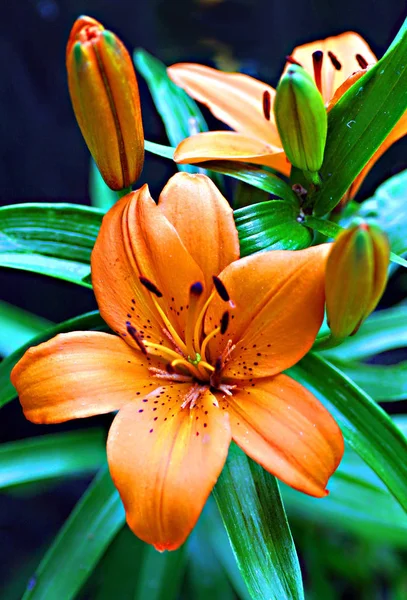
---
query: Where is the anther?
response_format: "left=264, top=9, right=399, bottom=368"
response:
left=139, top=276, right=163, bottom=297
left=126, top=323, right=147, bottom=354
left=220, top=311, right=229, bottom=335
left=263, top=90, right=271, bottom=121
left=327, top=51, right=342, bottom=70
left=285, top=55, right=303, bottom=67
left=312, top=50, right=323, bottom=94
left=213, top=276, right=230, bottom=302
left=355, top=53, right=368, bottom=69
left=190, top=281, right=204, bottom=296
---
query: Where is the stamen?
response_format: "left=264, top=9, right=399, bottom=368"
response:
left=193, top=289, right=216, bottom=352
left=210, top=357, right=223, bottom=389
left=139, top=276, right=163, bottom=297
left=285, top=55, right=303, bottom=66
left=171, top=358, right=202, bottom=379
left=126, top=323, right=147, bottom=354
left=327, top=51, right=342, bottom=70
left=181, top=383, right=204, bottom=409
left=149, top=367, right=192, bottom=383
left=200, top=325, right=221, bottom=363
left=263, top=90, right=271, bottom=121
left=213, top=276, right=230, bottom=302
left=220, top=311, right=229, bottom=335
left=186, top=281, right=204, bottom=359
left=149, top=294, right=188, bottom=355
left=355, top=53, right=368, bottom=69
left=312, top=50, right=323, bottom=94
left=217, top=383, right=236, bottom=396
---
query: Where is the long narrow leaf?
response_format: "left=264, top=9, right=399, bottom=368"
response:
left=0, top=203, right=103, bottom=286
left=0, top=311, right=106, bottom=409
left=333, top=360, right=407, bottom=401
left=213, top=443, right=304, bottom=600
left=23, top=467, right=124, bottom=600
left=0, top=430, right=106, bottom=489
left=133, top=544, right=187, bottom=600
left=289, top=354, right=407, bottom=512
left=0, top=300, right=52, bottom=357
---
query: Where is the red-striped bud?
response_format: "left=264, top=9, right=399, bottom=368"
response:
left=66, top=16, right=144, bottom=191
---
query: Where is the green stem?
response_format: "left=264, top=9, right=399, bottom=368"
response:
left=312, top=332, right=346, bottom=351
left=116, top=186, right=132, bottom=199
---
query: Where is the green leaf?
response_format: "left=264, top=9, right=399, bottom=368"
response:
left=289, top=354, right=407, bottom=512
left=135, top=49, right=224, bottom=186
left=235, top=199, right=313, bottom=256
left=89, top=160, right=117, bottom=211
left=305, top=215, right=407, bottom=267
left=133, top=544, right=187, bottom=600
left=322, top=305, right=407, bottom=362
left=233, top=181, right=270, bottom=209
left=199, top=499, right=252, bottom=600
left=205, top=160, right=298, bottom=201
left=186, top=528, right=236, bottom=600
left=308, top=17, right=407, bottom=215
left=330, top=360, right=407, bottom=401
left=0, top=430, right=106, bottom=489
left=23, top=467, right=124, bottom=600
left=144, top=139, right=175, bottom=160
left=0, top=203, right=103, bottom=286
left=82, top=526, right=144, bottom=600
left=356, top=168, right=407, bottom=258
left=213, top=443, right=304, bottom=600
left=0, top=310, right=106, bottom=409
left=0, top=300, right=52, bottom=357
left=283, top=418, right=407, bottom=547
left=134, top=50, right=207, bottom=153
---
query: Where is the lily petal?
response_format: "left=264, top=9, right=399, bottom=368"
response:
left=205, top=245, right=330, bottom=378
left=174, top=131, right=290, bottom=175
left=290, top=32, right=377, bottom=103
left=158, top=172, right=239, bottom=290
left=228, top=374, right=344, bottom=496
left=11, top=332, right=155, bottom=424
left=107, top=385, right=231, bottom=551
left=168, top=63, right=281, bottom=145
left=92, top=180, right=205, bottom=343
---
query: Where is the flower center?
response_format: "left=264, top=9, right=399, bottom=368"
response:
left=126, top=276, right=236, bottom=400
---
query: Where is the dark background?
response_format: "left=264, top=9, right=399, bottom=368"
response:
left=1, top=1, right=406, bottom=598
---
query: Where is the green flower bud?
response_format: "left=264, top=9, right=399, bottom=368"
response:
left=325, top=222, right=390, bottom=338
left=274, top=65, right=327, bottom=179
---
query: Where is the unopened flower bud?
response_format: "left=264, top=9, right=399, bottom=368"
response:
left=274, top=64, right=327, bottom=179
left=325, top=222, right=390, bottom=338
left=66, top=16, right=144, bottom=191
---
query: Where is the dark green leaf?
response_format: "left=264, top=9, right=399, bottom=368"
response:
left=330, top=360, right=407, bottom=401
left=357, top=168, right=407, bottom=258
left=23, top=467, right=125, bottom=600
left=0, top=300, right=52, bottom=357
left=283, top=418, right=407, bottom=546
left=144, top=139, right=175, bottom=160
left=0, top=310, right=106, bottom=409
left=135, top=49, right=225, bottom=190
left=186, top=528, right=236, bottom=600
left=235, top=199, right=313, bottom=256
left=322, top=305, right=407, bottom=362
left=289, top=354, right=407, bottom=512
left=233, top=181, right=270, bottom=209
left=0, top=430, right=106, bottom=489
left=0, top=203, right=103, bottom=286
left=199, top=499, right=252, bottom=600
left=81, top=526, right=144, bottom=600
left=308, top=17, right=407, bottom=215
left=89, top=160, right=118, bottom=211
left=133, top=544, right=187, bottom=600
left=213, top=443, right=304, bottom=600
left=205, top=160, right=298, bottom=201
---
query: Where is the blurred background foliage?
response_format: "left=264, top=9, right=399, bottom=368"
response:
left=1, top=1, right=407, bottom=598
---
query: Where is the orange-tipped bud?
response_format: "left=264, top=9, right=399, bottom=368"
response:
left=325, top=222, right=390, bottom=338
left=66, top=16, right=144, bottom=191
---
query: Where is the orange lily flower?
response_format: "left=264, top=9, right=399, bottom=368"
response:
left=168, top=32, right=407, bottom=199
left=11, top=173, right=343, bottom=551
